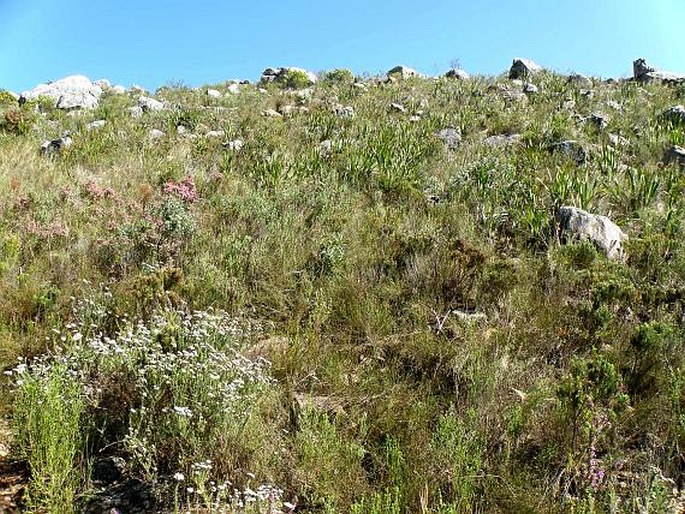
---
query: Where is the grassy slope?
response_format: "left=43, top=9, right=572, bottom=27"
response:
left=0, top=70, right=684, bottom=513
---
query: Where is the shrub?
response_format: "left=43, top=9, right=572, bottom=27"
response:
left=279, top=68, right=313, bottom=89
left=322, top=68, right=355, bottom=85
left=11, top=308, right=284, bottom=510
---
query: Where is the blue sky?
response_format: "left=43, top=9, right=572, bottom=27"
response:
left=1, top=0, right=684, bottom=92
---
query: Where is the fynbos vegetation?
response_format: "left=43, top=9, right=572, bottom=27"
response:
left=0, top=60, right=684, bottom=513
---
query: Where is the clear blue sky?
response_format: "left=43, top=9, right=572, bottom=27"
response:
left=1, top=0, right=684, bottom=92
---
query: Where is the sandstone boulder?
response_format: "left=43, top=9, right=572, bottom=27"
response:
left=557, top=206, right=627, bottom=261
left=21, top=75, right=103, bottom=110
left=387, top=65, right=420, bottom=79
left=509, top=58, right=542, bottom=80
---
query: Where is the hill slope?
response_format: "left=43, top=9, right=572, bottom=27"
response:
left=0, top=62, right=684, bottom=513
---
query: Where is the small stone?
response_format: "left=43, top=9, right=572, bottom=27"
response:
left=129, top=106, right=143, bottom=118
left=138, top=96, right=165, bottom=112
left=389, top=102, right=406, bottom=113
left=664, top=145, right=685, bottom=167
left=567, top=74, right=593, bottom=87
left=227, top=83, right=241, bottom=94
left=177, top=125, right=188, bottom=134
left=277, top=105, right=295, bottom=116
left=206, top=89, right=222, bottom=98
left=436, top=128, right=461, bottom=150
left=608, top=133, right=629, bottom=147
left=86, top=119, right=106, bottom=131
left=333, top=104, right=355, bottom=118
left=661, top=105, right=685, bottom=126
left=40, top=134, right=73, bottom=155
left=549, top=140, right=586, bottom=164
left=224, top=139, right=244, bottom=151
left=148, top=129, right=165, bottom=140
left=483, top=133, right=522, bottom=147
left=205, top=130, right=225, bottom=138
left=523, top=82, right=539, bottom=95
left=589, top=112, right=609, bottom=130
left=262, top=108, right=282, bottom=118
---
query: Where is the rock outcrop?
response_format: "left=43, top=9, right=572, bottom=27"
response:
left=509, top=59, right=542, bottom=80
left=387, top=65, right=420, bottom=79
left=20, top=75, right=103, bottom=110
left=633, top=58, right=685, bottom=84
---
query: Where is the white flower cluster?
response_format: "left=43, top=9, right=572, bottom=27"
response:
left=12, top=307, right=275, bottom=489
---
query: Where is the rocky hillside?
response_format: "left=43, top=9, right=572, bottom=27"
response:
left=0, top=58, right=684, bottom=513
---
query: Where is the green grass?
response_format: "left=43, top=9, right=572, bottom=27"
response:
left=0, top=69, right=684, bottom=513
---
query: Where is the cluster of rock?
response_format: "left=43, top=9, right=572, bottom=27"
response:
left=19, top=75, right=126, bottom=110
left=633, top=58, right=685, bottom=84
left=260, top=67, right=317, bottom=86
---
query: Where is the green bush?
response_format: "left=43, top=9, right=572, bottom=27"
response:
left=322, top=68, right=355, bottom=85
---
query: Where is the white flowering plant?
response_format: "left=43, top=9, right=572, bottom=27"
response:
left=11, top=307, right=287, bottom=511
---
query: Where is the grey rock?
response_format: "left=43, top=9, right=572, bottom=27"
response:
left=21, top=75, right=103, bottom=110
left=588, top=112, right=609, bottom=130
left=445, top=68, right=470, bottom=80
left=86, top=120, right=106, bottom=131
left=82, top=478, right=155, bottom=514
left=224, top=139, right=244, bottom=151
left=262, top=108, right=282, bottom=118
left=319, top=139, right=333, bottom=154
left=523, top=82, right=539, bottom=95
left=661, top=105, right=685, bottom=126
left=567, top=74, right=593, bottom=87
left=608, top=133, right=629, bottom=147
left=389, top=102, right=406, bottom=113
left=112, top=85, right=127, bottom=94
left=227, top=83, right=241, bottom=94
left=333, top=104, right=355, bottom=118
left=277, top=104, right=296, bottom=116
left=509, top=58, right=542, bottom=79
left=148, top=129, right=165, bottom=140
left=40, top=133, right=73, bottom=155
left=483, top=134, right=522, bottom=147
left=206, top=89, right=222, bottom=98
left=177, top=125, right=189, bottom=135
left=549, top=140, right=586, bottom=164
left=387, top=65, right=420, bottom=79
left=128, top=106, right=143, bottom=118
left=92, top=456, right=126, bottom=484
left=138, top=96, right=165, bottom=112
left=501, top=88, right=527, bottom=103
left=436, top=128, right=461, bottom=150
left=409, top=115, right=422, bottom=122
left=664, top=145, right=685, bottom=167
left=633, top=58, right=685, bottom=84
left=452, top=309, right=487, bottom=324
left=205, top=130, right=225, bottom=138
left=557, top=206, right=627, bottom=261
